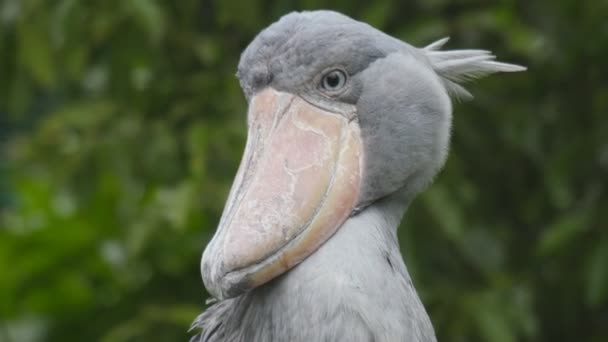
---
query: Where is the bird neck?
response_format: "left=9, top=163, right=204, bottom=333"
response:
left=193, top=191, right=437, bottom=341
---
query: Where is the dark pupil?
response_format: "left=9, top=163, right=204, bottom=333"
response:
left=326, top=73, right=341, bottom=88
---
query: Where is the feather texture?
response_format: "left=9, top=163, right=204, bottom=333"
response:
left=190, top=196, right=436, bottom=342
left=424, top=37, right=526, bottom=100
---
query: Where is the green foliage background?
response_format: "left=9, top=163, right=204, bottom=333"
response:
left=1, top=0, right=606, bottom=341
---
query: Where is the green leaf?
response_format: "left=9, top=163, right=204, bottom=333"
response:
left=18, top=19, right=55, bottom=87
left=422, top=185, right=465, bottom=242
left=538, top=211, right=589, bottom=256
left=126, top=0, right=166, bottom=43
left=585, top=239, right=608, bottom=308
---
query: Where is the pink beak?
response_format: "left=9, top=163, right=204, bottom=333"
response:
left=201, top=88, right=363, bottom=299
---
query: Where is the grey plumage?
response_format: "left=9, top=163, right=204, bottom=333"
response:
left=193, top=194, right=434, bottom=341
left=192, top=10, right=524, bottom=342
left=424, top=37, right=525, bottom=100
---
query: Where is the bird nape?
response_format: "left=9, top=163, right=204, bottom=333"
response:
left=191, top=10, right=524, bottom=342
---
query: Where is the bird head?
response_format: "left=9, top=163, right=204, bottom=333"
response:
left=201, top=10, right=524, bottom=299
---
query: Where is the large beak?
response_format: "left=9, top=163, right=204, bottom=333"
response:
left=201, top=88, right=362, bottom=299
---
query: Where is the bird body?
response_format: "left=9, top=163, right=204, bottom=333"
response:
left=193, top=194, right=434, bottom=341
left=192, top=10, right=524, bottom=342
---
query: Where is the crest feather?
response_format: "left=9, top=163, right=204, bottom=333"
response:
left=424, top=37, right=526, bottom=100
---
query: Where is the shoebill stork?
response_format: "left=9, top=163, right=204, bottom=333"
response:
left=191, top=10, right=524, bottom=342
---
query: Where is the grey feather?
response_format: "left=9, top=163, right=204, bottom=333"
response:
left=192, top=194, right=436, bottom=342
left=423, top=37, right=450, bottom=51
left=424, top=37, right=526, bottom=100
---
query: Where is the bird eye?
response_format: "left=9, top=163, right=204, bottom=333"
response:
left=320, top=69, right=347, bottom=92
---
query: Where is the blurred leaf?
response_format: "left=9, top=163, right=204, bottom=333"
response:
left=422, top=185, right=465, bottom=242
left=125, top=0, right=166, bottom=43
left=585, top=239, right=608, bottom=308
left=538, top=211, right=589, bottom=256
left=17, top=19, right=55, bottom=87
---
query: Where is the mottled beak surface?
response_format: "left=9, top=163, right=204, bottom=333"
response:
left=201, top=88, right=362, bottom=299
